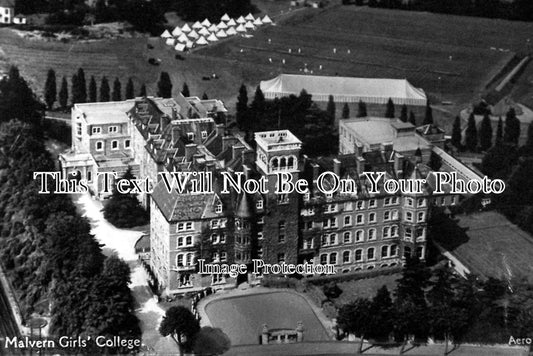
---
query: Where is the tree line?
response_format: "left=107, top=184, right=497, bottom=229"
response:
left=345, top=0, right=533, bottom=23
left=338, top=256, right=533, bottom=354
left=0, top=67, right=140, bottom=351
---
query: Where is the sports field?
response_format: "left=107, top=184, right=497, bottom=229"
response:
left=204, top=291, right=330, bottom=346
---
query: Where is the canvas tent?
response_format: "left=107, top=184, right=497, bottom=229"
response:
left=244, top=21, right=255, bottom=30
left=217, top=21, right=228, bottom=29
left=226, top=27, right=237, bottom=36
left=165, top=38, right=175, bottom=46
left=221, top=13, right=231, bottom=21
left=174, top=43, right=186, bottom=52
left=196, top=36, right=208, bottom=45
left=236, top=24, right=246, bottom=33
left=262, top=15, right=272, bottom=24
left=186, top=41, right=194, bottom=49
left=236, top=16, right=246, bottom=24
left=160, top=30, right=172, bottom=38
left=177, top=33, right=189, bottom=43
left=171, top=27, right=182, bottom=36
left=181, top=23, right=191, bottom=32
left=207, top=33, right=219, bottom=42
left=245, top=13, right=254, bottom=21
left=253, top=18, right=263, bottom=26
left=192, top=21, right=203, bottom=29
left=208, top=24, right=218, bottom=32
left=201, top=18, right=211, bottom=27
left=216, top=29, right=227, bottom=38
left=227, top=18, right=237, bottom=26
left=188, top=29, right=199, bottom=39
left=198, top=27, right=210, bottom=36
left=259, top=74, right=428, bottom=106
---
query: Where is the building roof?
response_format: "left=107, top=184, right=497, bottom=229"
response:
left=74, top=100, right=135, bottom=125
left=0, top=0, right=15, bottom=8
left=260, top=74, right=427, bottom=105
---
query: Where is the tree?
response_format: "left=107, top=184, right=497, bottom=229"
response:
left=0, top=66, right=44, bottom=122
left=236, top=84, right=248, bottom=129
left=465, top=113, right=478, bottom=151
left=76, top=68, right=87, bottom=103
left=159, top=306, right=200, bottom=356
left=112, top=77, right=122, bottom=101
left=495, top=117, right=503, bottom=146
left=100, top=77, right=110, bottom=102
left=342, top=103, right=350, bottom=119
left=451, top=116, right=462, bottom=149
left=409, top=111, right=416, bottom=126
left=71, top=73, right=79, bottom=105
left=102, top=168, right=149, bottom=228
left=400, top=104, right=408, bottom=123
left=481, top=143, right=518, bottom=178
left=202, top=92, right=208, bottom=100
left=327, top=94, right=336, bottom=124
left=429, top=150, right=442, bottom=171
left=370, top=286, right=393, bottom=340
left=504, top=108, right=520, bottom=145
left=479, top=113, right=493, bottom=151
left=337, top=298, right=374, bottom=354
left=182, top=82, right=190, bottom=97
left=357, top=100, right=367, bottom=117
left=157, top=72, right=173, bottom=98
left=193, top=327, right=231, bottom=356
left=125, top=78, right=135, bottom=99
left=44, top=69, right=57, bottom=110
left=139, top=83, right=147, bottom=97
left=423, top=102, right=433, bottom=125
left=89, top=76, right=97, bottom=103
left=385, top=98, right=395, bottom=118
left=58, top=76, right=69, bottom=109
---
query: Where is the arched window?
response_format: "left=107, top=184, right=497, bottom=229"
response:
left=404, top=246, right=412, bottom=258
left=186, top=253, right=193, bottom=265
left=271, top=157, right=279, bottom=171
left=343, top=231, right=351, bottom=244
left=381, top=245, right=389, bottom=258
left=329, top=252, right=337, bottom=265
left=390, top=244, right=398, bottom=256
left=280, top=156, right=287, bottom=169
left=355, top=230, right=364, bottom=242
left=383, top=226, right=391, bottom=238
left=320, top=254, right=328, bottom=264
left=367, top=247, right=375, bottom=260
left=287, top=156, right=294, bottom=169
left=355, top=249, right=363, bottom=261
left=176, top=254, right=183, bottom=266
left=177, top=236, right=183, bottom=247
left=342, top=251, right=350, bottom=263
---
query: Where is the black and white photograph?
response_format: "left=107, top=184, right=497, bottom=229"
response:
left=0, top=0, right=533, bottom=355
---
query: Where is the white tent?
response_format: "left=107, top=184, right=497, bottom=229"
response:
left=236, top=24, right=246, bottom=32
left=216, top=29, right=227, bottom=38
left=236, top=16, right=246, bottom=24
left=171, top=26, right=182, bottom=36
left=244, top=21, right=255, bottom=30
left=227, top=18, right=237, bottom=26
left=198, top=27, right=210, bottom=36
left=160, top=29, right=172, bottom=38
left=253, top=17, right=263, bottom=26
left=208, top=24, right=218, bottom=32
left=188, top=29, right=199, bottom=39
left=217, top=21, right=228, bottom=29
left=201, top=18, right=211, bottom=27
left=192, top=21, right=203, bottom=29
left=165, top=38, right=175, bottom=46
left=177, top=33, right=189, bottom=43
left=186, top=41, right=194, bottom=49
left=196, top=36, right=208, bottom=45
left=262, top=15, right=272, bottom=24
left=174, top=43, right=186, bottom=52
left=221, top=13, right=230, bottom=22
left=245, top=13, right=254, bottom=21
left=207, top=33, right=219, bottom=42
left=181, top=23, right=192, bottom=32
left=226, top=27, right=237, bottom=36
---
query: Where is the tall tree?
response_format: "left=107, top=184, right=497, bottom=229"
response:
left=465, top=113, right=478, bottom=151
left=100, top=77, right=110, bottom=102
left=369, top=286, right=393, bottom=340
left=327, top=94, right=336, bottom=124
left=157, top=72, right=173, bottom=98
left=495, top=117, right=503, bottom=146
left=400, top=104, right=408, bottom=123
left=112, top=77, right=122, bottom=101
left=479, top=113, right=493, bottom=151
left=236, top=84, right=249, bottom=130
left=182, top=82, right=190, bottom=97
left=139, top=83, right=147, bottom=97
left=357, top=100, right=367, bottom=118
left=125, top=78, right=135, bottom=100
left=409, top=111, right=416, bottom=126
left=385, top=98, right=395, bottom=118
left=159, top=306, right=200, bottom=356
left=342, top=103, right=350, bottom=119
left=89, top=76, right=97, bottom=103
left=59, top=76, right=69, bottom=109
left=202, top=92, right=208, bottom=100
left=193, top=327, right=231, bottom=356
left=71, top=73, right=79, bottom=105
left=423, top=102, right=433, bottom=125
left=76, top=68, right=87, bottom=103
left=0, top=66, right=44, bottom=122
left=504, top=108, right=520, bottom=145
left=337, top=298, right=374, bottom=354
left=429, top=150, right=442, bottom=171
left=44, top=69, right=57, bottom=110
left=451, top=115, right=462, bottom=149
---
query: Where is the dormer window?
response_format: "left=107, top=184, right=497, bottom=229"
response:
left=187, top=132, right=195, bottom=141
left=92, top=126, right=101, bottom=134
left=201, top=131, right=207, bottom=139
left=215, top=203, right=222, bottom=213
left=108, top=126, right=118, bottom=133
left=256, top=199, right=263, bottom=209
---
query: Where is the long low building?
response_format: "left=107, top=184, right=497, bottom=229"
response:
left=259, top=74, right=427, bottom=106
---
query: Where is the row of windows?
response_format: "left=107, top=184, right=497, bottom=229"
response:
left=320, top=244, right=399, bottom=265
left=92, top=125, right=119, bottom=135
left=95, top=139, right=130, bottom=151
left=321, top=226, right=399, bottom=246
left=176, top=252, right=194, bottom=267
left=270, top=155, right=297, bottom=171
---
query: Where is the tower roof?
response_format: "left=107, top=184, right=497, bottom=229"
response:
left=235, top=193, right=252, bottom=218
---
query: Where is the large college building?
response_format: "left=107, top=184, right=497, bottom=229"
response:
left=60, top=91, right=479, bottom=296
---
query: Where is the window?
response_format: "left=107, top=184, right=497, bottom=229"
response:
left=406, top=197, right=414, bottom=207
left=303, top=239, right=313, bottom=249
left=390, top=244, right=398, bottom=256
left=108, top=126, right=118, bottom=133
left=391, top=209, right=399, bottom=220
left=368, top=212, right=376, bottom=223
left=367, top=247, right=375, bottom=260
left=178, top=273, right=191, bottom=287
left=212, top=252, right=220, bottom=262
left=329, top=233, right=337, bottom=245
left=256, top=199, right=263, bottom=209
left=278, top=253, right=286, bottom=263
left=381, top=245, right=389, bottom=258
left=303, top=192, right=310, bottom=201
left=177, top=235, right=193, bottom=247
left=329, top=252, right=337, bottom=265
left=257, top=231, right=263, bottom=240
left=343, top=231, right=351, bottom=244
left=76, top=123, right=82, bottom=137
left=257, top=247, right=263, bottom=259
left=111, top=140, right=119, bottom=150
left=201, top=131, right=207, bottom=139
left=323, top=218, right=337, bottom=229
left=383, top=226, right=391, bottom=238
left=404, top=246, right=412, bottom=258
left=344, top=202, right=353, bottom=211
left=405, top=227, right=413, bottom=239
left=221, top=252, right=227, bottom=262
left=391, top=225, right=399, bottom=237
left=278, top=194, right=289, bottom=204
left=96, top=141, right=104, bottom=151
left=344, top=215, right=352, bottom=226
left=356, top=214, right=364, bottom=225
left=211, top=233, right=219, bottom=244
left=87, top=171, right=92, bottom=182
left=325, top=204, right=338, bottom=213
left=320, top=254, right=328, bottom=264
left=343, top=251, right=350, bottom=263
left=391, top=197, right=399, bottom=205
left=176, top=254, right=184, bottom=266
left=405, top=211, right=413, bottom=222
left=355, top=249, right=363, bottom=262
left=417, top=198, right=426, bottom=207
left=177, top=222, right=193, bottom=231
left=417, top=246, right=424, bottom=259
left=124, top=140, right=131, bottom=148
left=384, top=197, right=392, bottom=206
left=416, top=228, right=425, bottom=239
left=417, top=211, right=425, bottom=222
left=355, top=230, right=364, bottom=242
left=92, top=126, right=101, bottom=134
left=384, top=211, right=391, bottom=221
left=369, top=199, right=377, bottom=208
left=368, top=228, right=376, bottom=240
left=215, top=204, right=223, bottom=213
left=279, top=221, right=286, bottom=229
left=356, top=201, right=364, bottom=210
left=278, top=234, right=286, bottom=243
left=187, top=132, right=194, bottom=140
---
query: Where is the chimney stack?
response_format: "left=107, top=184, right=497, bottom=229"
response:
left=333, top=158, right=341, bottom=177
left=356, top=156, right=366, bottom=175
left=185, top=143, right=197, bottom=161
left=216, top=124, right=225, bottom=137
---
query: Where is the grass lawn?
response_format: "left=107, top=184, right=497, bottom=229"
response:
left=205, top=290, right=330, bottom=346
